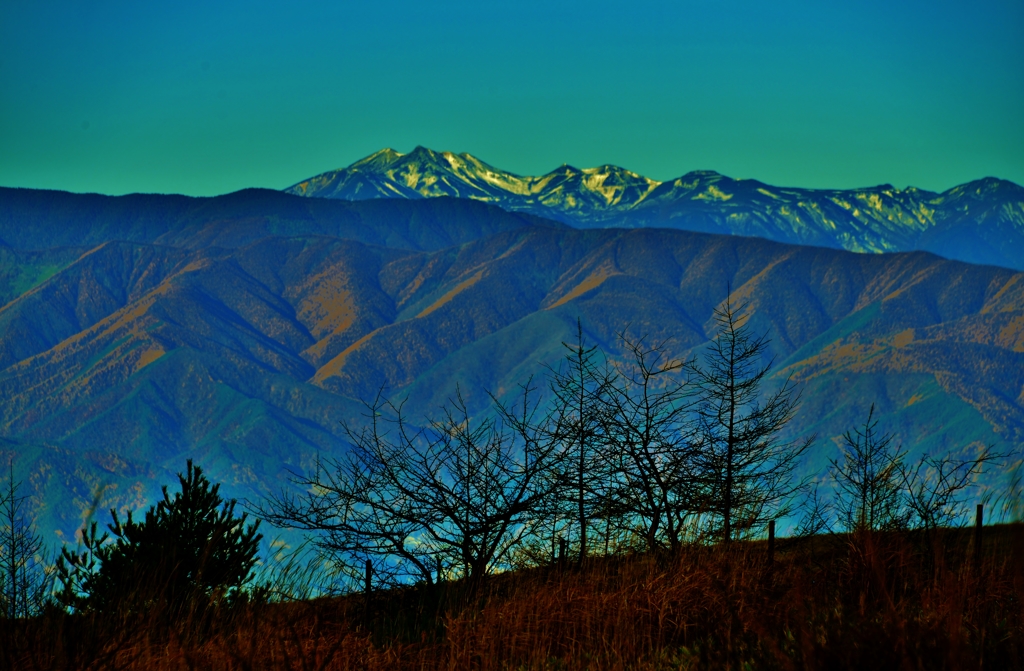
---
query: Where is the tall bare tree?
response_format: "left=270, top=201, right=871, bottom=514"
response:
left=692, top=295, right=812, bottom=543
left=601, top=332, right=698, bottom=552
left=0, top=459, right=51, bottom=618
left=545, top=320, right=616, bottom=561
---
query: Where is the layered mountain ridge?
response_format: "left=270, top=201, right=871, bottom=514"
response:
left=287, top=147, right=1024, bottom=271
left=0, top=185, right=561, bottom=252
left=0, top=188, right=1022, bottom=540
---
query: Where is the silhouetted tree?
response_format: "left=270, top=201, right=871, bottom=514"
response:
left=692, top=295, right=812, bottom=543
left=56, top=460, right=262, bottom=615
left=261, top=385, right=562, bottom=589
left=602, top=332, right=698, bottom=552
left=829, top=405, right=910, bottom=533
left=899, top=445, right=1003, bottom=533
left=0, top=459, right=51, bottom=618
left=545, top=320, right=617, bottom=561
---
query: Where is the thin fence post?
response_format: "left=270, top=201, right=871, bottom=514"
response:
left=974, top=504, right=983, bottom=571
left=768, top=520, right=775, bottom=566
left=364, top=559, right=372, bottom=625
left=436, top=556, right=443, bottom=584
left=558, top=538, right=567, bottom=571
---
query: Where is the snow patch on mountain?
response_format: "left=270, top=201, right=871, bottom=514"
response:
left=284, top=149, right=1024, bottom=270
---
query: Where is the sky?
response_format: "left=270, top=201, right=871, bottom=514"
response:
left=1, top=0, right=1022, bottom=196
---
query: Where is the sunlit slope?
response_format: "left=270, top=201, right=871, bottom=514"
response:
left=1, top=198, right=1022, bottom=538
left=317, top=228, right=1024, bottom=453
left=0, top=242, right=196, bottom=371
left=288, top=147, right=1024, bottom=270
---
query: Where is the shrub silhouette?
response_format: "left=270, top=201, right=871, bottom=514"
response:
left=57, top=460, right=262, bottom=615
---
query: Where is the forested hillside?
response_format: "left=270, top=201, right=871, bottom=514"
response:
left=0, top=189, right=1021, bottom=540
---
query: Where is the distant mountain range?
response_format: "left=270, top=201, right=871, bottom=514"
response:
left=0, top=187, right=1021, bottom=540
left=287, top=147, right=1024, bottom=271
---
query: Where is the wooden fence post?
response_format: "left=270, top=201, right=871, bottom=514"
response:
left=974, top=504, right=983, bottom=571
left=768, top=520, right=775, bottom=566
left=558, top=538, right=567, bottom=571
left=364, top=559, right=372, bottom=625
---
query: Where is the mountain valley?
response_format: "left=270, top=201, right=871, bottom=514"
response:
left=0, top=188, right=1021, bottom=540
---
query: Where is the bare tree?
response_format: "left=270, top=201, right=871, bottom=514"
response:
left=1, top=459, right=52, bottom=618
left=829, top=405, right=910, bottom=532
left=829, top=405, right=1005, bottom=541
left=794, top=482, right=834, bottom=537
left=900, top=445, right=1005, bottom=532
left=601, top=332, right=698, bottom=552
left=692, top=295, right=812, bottom=543
left=544, top=320, right=617, bottom=562
left=995, top=458, right=1023, bottom=524
left=260, top=385, right=562, bottom=589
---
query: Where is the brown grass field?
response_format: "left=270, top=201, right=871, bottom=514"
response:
left=2, top=524, right=1021, bottom=670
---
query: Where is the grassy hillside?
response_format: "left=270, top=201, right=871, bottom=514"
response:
left=3, top=525, right=1021, bottom=670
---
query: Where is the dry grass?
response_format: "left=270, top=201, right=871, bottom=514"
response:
left=3, top=525, right=1021, bottom=670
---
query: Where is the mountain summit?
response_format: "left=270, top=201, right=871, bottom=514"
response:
left=287, top=149, right=1024, bottom=270
left=287, top=146, right=664, bottom=218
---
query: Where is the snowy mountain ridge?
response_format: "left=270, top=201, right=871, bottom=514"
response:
left=286, top=147, right=1024, bottom=270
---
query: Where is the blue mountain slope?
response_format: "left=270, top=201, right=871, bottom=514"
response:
left=1, top=189, right=1021, bottom=541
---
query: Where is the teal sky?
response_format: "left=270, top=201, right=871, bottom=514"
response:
left=1, top=0, right=1022, bottom=196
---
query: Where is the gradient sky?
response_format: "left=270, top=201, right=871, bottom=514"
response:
left=1, top=0, right=1022, bottom=196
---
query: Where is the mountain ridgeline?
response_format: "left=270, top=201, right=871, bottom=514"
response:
left=0, top=182, right=1021, bottom=541
left=287, top=146, right=1024, bottom=271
